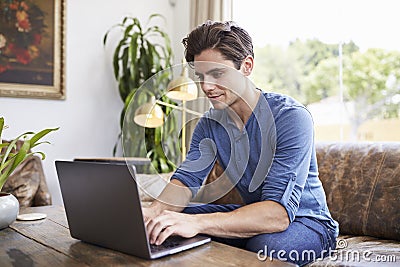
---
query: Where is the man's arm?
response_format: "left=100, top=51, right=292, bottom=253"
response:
left=197, top=200, right=289, bottom=238
left=146, top=199, right=289, bottom=245
left=143, top=179, right=192, bottom=221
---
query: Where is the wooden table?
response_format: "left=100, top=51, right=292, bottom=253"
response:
left=0, top=206, right=296, bottom=266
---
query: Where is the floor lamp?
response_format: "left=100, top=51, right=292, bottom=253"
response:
left=133, top=64, right=202, bottom=161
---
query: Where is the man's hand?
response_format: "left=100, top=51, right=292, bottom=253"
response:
left=141, top=179, right=194, bottom=246
left=142, top=206, right=160, bottom=225
left=146, top=210, right=201, bottom=245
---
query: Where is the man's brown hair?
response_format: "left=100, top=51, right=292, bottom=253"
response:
left=182, top=21, right=254, bottom=70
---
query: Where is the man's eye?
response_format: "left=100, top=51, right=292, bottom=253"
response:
left=195, top=74, right=204, bottom=81
left=212, top=72, right=223, bottom=79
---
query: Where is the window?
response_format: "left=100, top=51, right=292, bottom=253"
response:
left=233, top=0, right=400, bottom=141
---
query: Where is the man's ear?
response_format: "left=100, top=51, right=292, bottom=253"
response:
left=240, top=55, right=254, bottom=76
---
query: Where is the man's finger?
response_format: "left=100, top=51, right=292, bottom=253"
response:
left=149, top=217, right=174, bottom=244
left=155, top=225, right=175, bottom=245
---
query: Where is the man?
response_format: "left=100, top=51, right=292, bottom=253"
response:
left=143, top=20, right=338, bottom=266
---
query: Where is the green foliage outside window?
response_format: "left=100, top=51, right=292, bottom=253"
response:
left=252, top=39, right=400, bottom=140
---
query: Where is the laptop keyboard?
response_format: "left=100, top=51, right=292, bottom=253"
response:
left=150, top=236, right=183, bottom=252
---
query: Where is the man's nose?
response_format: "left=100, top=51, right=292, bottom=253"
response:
left=201, top=80, right=216, bottom=92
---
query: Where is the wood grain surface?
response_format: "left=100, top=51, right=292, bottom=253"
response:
left=0, top=206, right=296, bottom=267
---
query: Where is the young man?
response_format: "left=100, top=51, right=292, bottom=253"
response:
left=143, top=21, right=338, bottom=266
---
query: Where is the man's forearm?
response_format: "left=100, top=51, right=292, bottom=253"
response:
left=149, top=179, right=192, bottom=215
left=197, top=200, right=289, bottom=238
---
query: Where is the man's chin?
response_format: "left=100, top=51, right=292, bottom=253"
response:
left=210, top=100, right=228, bottom=110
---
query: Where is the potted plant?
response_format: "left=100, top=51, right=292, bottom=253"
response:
left=104, top=14, right=180, bottom=173
left=0, top=117, right=58, bottom=229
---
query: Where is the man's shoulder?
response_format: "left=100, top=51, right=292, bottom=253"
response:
left=261, top=90, right=304, bottom=109
left=259, top=90, right=311, bottom=122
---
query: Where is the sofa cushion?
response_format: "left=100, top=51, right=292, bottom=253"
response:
left=2, top=139, right=52, bottom=207
left=3, top=155, right=52, bottom=207
left=194, top=160, right=244, bottom=205
left=316, top=142, right=400, bottom=241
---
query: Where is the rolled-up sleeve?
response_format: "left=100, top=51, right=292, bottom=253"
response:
left=261, top=106, right=314, bottom=222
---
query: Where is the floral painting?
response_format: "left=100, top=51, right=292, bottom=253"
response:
left=0, top=0, right=46, bottom=72
left=0, top=0, right=65, bottom=99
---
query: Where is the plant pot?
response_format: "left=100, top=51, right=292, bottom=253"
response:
left=0, top=192, right=19, bottom=230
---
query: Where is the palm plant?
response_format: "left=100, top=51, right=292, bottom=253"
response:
left=103, top=14, right=180, bottom=173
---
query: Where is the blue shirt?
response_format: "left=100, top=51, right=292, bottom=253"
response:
left=171, top=91, right=339, bottom=237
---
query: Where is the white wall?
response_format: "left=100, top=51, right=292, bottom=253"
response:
left=0, top=0, right=190, bottom=205
left=171, top=0, right=191, bottom=63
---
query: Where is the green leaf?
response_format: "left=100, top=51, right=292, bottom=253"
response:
left=129, top=33, right=139, bottom=77
left=124, top=24, right=134, bottom=38
left=30, top=141, right=51, bottom=148
left=30, top=128, right=59, bottom=147
left=0, top=117, right=4, bottom=140
left=147, top=13, right=165, bottom=25
left=6, top=138, right=30, bottom=178
left=103, top=31, right=109, bottom=46
left=113, top=41, right=124, bottom=79
left=0, top=162, right=14, bottom=190
left=1, top=132, right=31, bottom=166
left=132, top=17, right=142, bottom=32
left=0, top=154, right=16, bottom=173
left=29, top=151, right=46, bottom=160
left=121, top=46, right=130, bottom=68
left=112, top=132, right=122, bottom=157
left=159, top=157, right=169, bottom=173
left=0, top=143, right=9, bottom=149
left=103, top=22, right=126, bottom=46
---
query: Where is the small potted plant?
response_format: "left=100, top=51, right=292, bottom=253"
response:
left=0, top=117, right=58, bottom=229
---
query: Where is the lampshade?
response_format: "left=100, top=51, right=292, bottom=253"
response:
left=133, top=96, right=164, bottom=128
left=166, top=64, right=198, bottom=101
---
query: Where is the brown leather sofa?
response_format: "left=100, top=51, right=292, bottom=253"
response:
left=1, top=140, right=52, bottom=207
left=200, top=142, right=400, bottom=266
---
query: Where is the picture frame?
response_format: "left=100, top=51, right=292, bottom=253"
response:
left=0, top=0, right=66, bottom=100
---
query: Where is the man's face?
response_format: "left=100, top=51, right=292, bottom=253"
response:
left=194, top=49, right=247, bottom=110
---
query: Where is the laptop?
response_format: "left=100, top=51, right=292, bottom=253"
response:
left=55, top=160, right=211, bottom=259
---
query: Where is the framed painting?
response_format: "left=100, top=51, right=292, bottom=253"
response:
left=0, top=0, right=65, bottom=99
